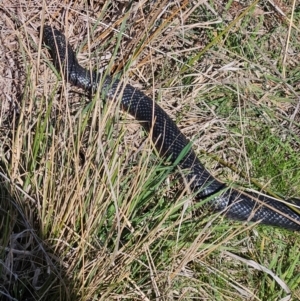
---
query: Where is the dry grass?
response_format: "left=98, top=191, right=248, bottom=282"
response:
left=0, top=0, right=300, bottom=300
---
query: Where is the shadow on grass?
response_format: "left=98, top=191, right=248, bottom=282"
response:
left=0, top=180, right=76, bottom=301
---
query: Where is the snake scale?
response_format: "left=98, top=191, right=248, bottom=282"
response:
left=41, top=25, right=300, bottom=231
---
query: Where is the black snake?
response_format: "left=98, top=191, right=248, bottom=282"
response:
left=41, top=25, right=300, bottom=231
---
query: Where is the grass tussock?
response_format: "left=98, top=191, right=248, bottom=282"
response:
left=0, top=0, right=300, bottom=300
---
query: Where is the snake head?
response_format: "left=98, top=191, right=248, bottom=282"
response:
left=41, top=25, right=78, bottom=77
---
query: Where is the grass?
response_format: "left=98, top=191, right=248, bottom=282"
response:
left=0, top=0, right=300, bottom=300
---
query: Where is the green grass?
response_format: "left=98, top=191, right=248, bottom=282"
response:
left=1, top=1, right=300, bottom=300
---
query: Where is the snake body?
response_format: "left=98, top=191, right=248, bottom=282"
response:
left=42, top=25, right=300, bottom=230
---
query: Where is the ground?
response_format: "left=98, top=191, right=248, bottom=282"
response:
left=0, top=1, right=300, bottom=300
